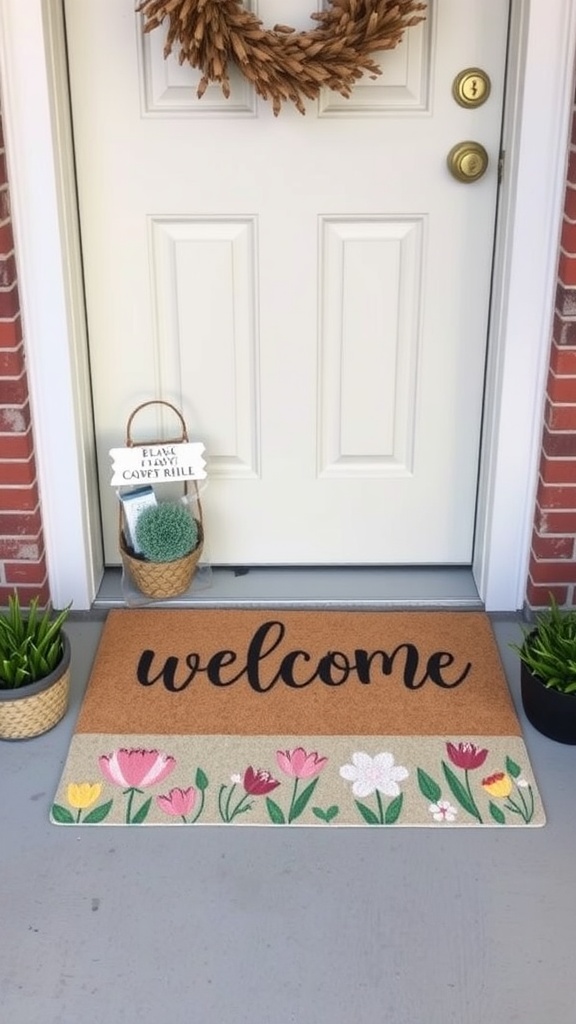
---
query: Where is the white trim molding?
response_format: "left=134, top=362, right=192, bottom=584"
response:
left=0, top=0, right=575, bottom=610
left=0, top=0, right=103, bottom=608
left=474, top=0, right=576, bottom=610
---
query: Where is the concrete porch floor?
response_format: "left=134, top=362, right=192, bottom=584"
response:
left=0, top=613, right=574, bottom=1024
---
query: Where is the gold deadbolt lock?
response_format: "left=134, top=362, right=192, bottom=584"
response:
left=452, top=68, right=491, bottom=108
left=447, top=141, right=489, bottom=183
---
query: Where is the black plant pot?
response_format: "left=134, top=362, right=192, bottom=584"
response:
left=520, top=659, right=576, bottom=744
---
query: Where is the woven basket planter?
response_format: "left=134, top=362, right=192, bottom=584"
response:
left=0, top=632, right=71, bottom=740
left=120, top=518, right=204, bottom=599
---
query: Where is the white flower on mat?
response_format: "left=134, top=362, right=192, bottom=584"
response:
left=517, top=778, right=529, bottom=788
left=230, top=774, right=242, bottom=785
left=339, top=751, right=409, bottom=798
left=429, top=800, right=457, bottom=823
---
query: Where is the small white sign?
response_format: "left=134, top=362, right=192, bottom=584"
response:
left=110, top=442, right=207, bottom=486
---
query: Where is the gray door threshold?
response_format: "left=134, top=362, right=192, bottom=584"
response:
left=93, top=565, right=482, bottom=610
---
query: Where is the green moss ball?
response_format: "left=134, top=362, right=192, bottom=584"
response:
left=135, top=502, right=199, bottom=563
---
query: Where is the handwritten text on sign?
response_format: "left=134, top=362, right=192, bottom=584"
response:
left=110, top=442, right=206, bottom=485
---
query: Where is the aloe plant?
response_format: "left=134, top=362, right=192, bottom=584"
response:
left=512, top=597, right=576, bottom=694
left=0, top=592, right=70, bottom=690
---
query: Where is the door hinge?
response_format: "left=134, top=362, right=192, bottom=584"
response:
left=498, top=150, right=505, bottom=185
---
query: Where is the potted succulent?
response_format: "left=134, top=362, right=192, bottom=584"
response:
left=0, top=591, right=71, bottom=740
left=512, top=596, right=576, bottom=744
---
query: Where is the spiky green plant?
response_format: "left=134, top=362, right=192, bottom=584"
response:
left=511, top=596, right=576, bottom=694
left=0, top=592, right=70, bottom=690
left=135, top=501, right=199, bottom=563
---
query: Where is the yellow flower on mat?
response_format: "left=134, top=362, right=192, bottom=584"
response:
left=67, top=782, right=102, bottom=809
left=481, top=772, right=513, bottom=799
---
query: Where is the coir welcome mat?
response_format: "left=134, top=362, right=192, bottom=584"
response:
left=51, top=609, right=545, bottom=827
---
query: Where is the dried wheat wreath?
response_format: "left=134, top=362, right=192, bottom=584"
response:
left=137, top=0, right=427, bottom=115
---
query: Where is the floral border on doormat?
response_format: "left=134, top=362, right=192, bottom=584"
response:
left=51, top=736, right=544, bottom=827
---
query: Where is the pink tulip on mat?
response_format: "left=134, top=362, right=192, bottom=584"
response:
left=276, top=747, right=328, bottom=779
left=99, top=747, right=176, bottom=789
left=157, top=787, right=197, bottom=818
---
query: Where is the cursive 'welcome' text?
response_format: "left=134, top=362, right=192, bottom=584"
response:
left=136, top=620, right=472, bottom=694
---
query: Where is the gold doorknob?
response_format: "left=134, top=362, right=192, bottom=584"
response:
left=447, top=141, right=489, bottom=183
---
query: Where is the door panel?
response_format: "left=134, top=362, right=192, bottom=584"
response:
left=64, top=0, right=509, bottom=564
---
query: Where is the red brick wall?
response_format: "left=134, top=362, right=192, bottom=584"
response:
left=527, top=88, right=576, bottom=607
left=0, top=104, right=49, bottom=607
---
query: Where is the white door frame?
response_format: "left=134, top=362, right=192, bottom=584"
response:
left=0, top=0, right=574, bottom=611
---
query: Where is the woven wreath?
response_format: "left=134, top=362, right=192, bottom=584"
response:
left=137, top=0, right=427, bottom=115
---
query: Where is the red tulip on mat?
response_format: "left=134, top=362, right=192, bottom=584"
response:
left=441, top=741, right=488, bottom=825
left=243, top=766, right=280, bottom=796
left=446, top=742, right=488, bottom=771
left=217, top=766, right=281, bottom=822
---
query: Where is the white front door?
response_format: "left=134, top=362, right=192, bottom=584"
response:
left=64, top=0, right=509, bottom=566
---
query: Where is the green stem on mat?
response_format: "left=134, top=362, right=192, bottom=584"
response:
left=191, top=787, right=206, bottom=824
left=505, top=788, right=533, bottom=824
left=526, top=785, right=535, bottom=823
left=224, top=784, right=237, bottom=823
left=124, top=787, right=140, bottom=825
left=514, top=785, right=530, bottom=822
left=465, top=770, right=483, bottom=824
left=218, top=784, right=227, bottom=822
left=504, top=797, right=525, bottom=820
left=229, top=791, right=252, bottom=821
left=375, top=790, right=385, bottom=825
left=517, top=783, right=535, bottom=823
left=287, top=778, right=299, bottom=823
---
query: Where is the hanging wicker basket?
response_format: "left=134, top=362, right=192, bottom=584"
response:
left=0, top=632, right=71, bottom=740
left=119, top=401, right=204, bottom=599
